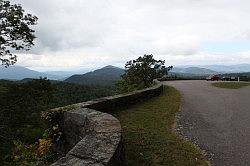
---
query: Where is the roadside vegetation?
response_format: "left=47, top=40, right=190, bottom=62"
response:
left=212, top=82, right=250, bottom=89
left=1, top=53, right=169, bottom=165
left=114, top=86, right=208, bottom=166
left=0, top=79, right=113, bottom=165
left=115, top=54, right=172, bottom=93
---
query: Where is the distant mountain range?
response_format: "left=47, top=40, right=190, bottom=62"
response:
left=0, top=66, right=90, bottom=80
left=44, top=71, right=82, bottom=80
left=0, top=66, right=60, bottom=80
left=43, top=68, right=92, bottom=80
left=200, top=64, right=250, bottom=73
left=64, top=65, right=125, bottom=86
left=1, top=64, right=250, bottom=82
left=171, top=67, right=218, bottom=76
left=176, top=64, right=250, bottom=73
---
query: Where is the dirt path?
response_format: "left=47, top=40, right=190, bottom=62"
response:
left=164, top=80, right=250, bottom=166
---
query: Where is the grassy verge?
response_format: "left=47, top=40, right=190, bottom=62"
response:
left=212, top=82, right=250, bottom=89
left=113, top=86, right=208, bottom=166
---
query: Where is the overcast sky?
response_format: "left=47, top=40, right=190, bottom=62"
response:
left=10, top=0, right=250, bottom=71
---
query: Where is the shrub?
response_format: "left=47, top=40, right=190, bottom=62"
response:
left=13, top=139, right=54, bottom=165
left=116, top=54, right=172, bottom=93
left=41, top=104, right=79, bottom=143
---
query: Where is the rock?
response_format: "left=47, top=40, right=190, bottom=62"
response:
left=52, top=108, right=124, bottom=166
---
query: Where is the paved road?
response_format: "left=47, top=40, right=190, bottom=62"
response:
left=164, top=80, right=250, bottom=166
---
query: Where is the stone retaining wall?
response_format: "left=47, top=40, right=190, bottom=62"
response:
left=52, top=83, right=163, bottom=166
left=52, top=108, right=124, bottom=166
left=80, top=83, right=163, bottom=112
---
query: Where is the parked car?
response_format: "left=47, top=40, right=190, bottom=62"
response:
left=206, top=74, right=219, bottom=81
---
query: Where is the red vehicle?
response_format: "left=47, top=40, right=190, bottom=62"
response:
left=206, top=74, right=219, bottom=81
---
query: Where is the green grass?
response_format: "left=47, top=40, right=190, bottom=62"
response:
left=212, top=82, right=250, bottom=89
left=113, top=86, right=208, bottom=166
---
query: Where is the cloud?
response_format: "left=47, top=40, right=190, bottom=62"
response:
left=10, top=0, right=250, bottom=69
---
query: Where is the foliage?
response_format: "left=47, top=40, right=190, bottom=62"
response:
left=41, top=104, right=79, bottom=143
left=0, top=78, right=114, bottom=165
left=0, top=78, right=55, bottom=164
left=116, top=54, right=172, bottom=93
left=53, top=81, right=114, bottom=106
left=13, top=139, right=54, bottom=166
left=115, top=78, right=139, bottom=94
left=114, top=86, right=208, bottom=165
left=0, top=0, right=38, bottom=66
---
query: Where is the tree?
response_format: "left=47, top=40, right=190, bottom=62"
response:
left=116, top=54, right=173, bottom=93
left=0, top=0, right=38, bottom=66
left=0, top=78, right=56, bottom=164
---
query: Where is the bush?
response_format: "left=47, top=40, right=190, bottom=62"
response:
left=13, top=139, right=54, bottom=166
left=41, top=104, right=80, bottom=142
left=116, top=54, right=172, bottom=93
left=12, top=104, right=79, bottom=165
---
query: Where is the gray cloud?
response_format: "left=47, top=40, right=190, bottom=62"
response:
left=10, top=0, right=250, bottom=69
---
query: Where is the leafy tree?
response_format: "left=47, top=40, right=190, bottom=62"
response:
left=116, top=54, right=172, bottom=93
left=0, top=79, right=114, bottom=164
left=0, top=78, right=55, bottom=164
left=0, top=0, right=38, bottom=66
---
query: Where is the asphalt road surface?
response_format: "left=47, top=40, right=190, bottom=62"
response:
left=164, top=80, right=250, bottom=166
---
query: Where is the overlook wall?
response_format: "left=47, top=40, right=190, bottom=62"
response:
left=80, top=83, right=163, bottom=112
left=52, top=83, right=163, bottom=166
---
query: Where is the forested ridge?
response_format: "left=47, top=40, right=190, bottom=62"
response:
left=0, top=78, right=113, bottom=164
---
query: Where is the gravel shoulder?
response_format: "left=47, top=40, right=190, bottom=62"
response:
left=164, top=80, right=250, bottom=166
